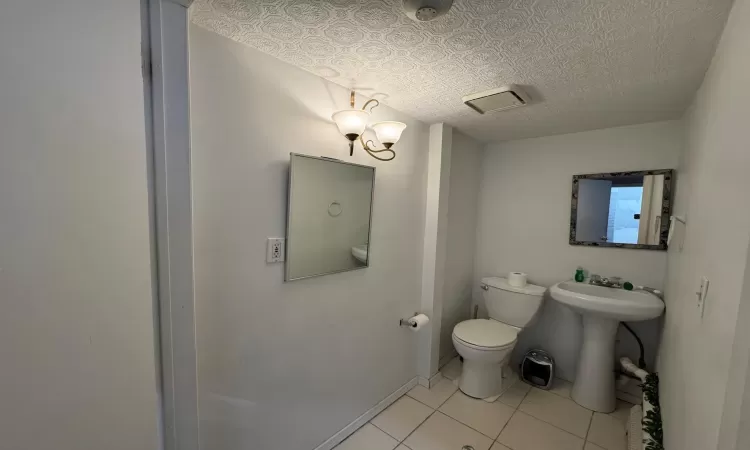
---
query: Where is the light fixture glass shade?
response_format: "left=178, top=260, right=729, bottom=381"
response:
left=371, top=121, right=407, bottom=146
left=332, top=109, right=370, bottom=139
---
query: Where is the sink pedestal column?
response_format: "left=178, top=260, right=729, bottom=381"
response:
left=571, top=315, right=618, bottom=412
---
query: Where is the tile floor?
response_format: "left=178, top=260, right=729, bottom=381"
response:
left=334, top=357, right=631, bottom=450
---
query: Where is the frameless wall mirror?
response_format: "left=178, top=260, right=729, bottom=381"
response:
left=570, top=169, right=673, bottom=250
left=286, top=154, right=375, bottom=281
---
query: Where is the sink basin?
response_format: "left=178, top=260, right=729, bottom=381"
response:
left=351, top=244, right=368, bottom=263
left=550, top=280, right=665, bottom=412
left=550, top=281, right=664, bottom=321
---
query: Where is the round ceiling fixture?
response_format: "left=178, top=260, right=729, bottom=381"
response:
left=402, top=0, right=454, bottom=22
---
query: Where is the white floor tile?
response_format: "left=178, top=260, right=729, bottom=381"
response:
left=334, top=424, right=398, bottom=450
left=586, top=413, right=627, bottom=450
left=407, top=377, right=458, bottom=409
left=441, top=357, right=462, bottom=381
left=490, top=443, right=512, bottom=450
left=404, top=412, right=494, bottom=450
left=497, top=411, right=585, bottom=450
left=519, top=388, right=593, bottom=438
left=549, top=378, right=574, bottom=398
left=609, top=400, right=634, bottom=423
left=498, top=380, right=531, bottom=408
left=371, top=396, right=433, bottom=441
left=585, top=442, right=607, bottom=450
left=438, top=391, right=515, bottom=439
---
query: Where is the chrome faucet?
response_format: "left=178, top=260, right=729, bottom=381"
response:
left=589, top=274, right=664, bottom=298
left=589, top=274, right=623, bottom=288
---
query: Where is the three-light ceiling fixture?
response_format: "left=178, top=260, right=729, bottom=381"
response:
left=332, top=91, right=407, bottom=162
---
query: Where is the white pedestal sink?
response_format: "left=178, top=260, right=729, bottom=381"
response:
left=550, top=281, right=664, bottom=412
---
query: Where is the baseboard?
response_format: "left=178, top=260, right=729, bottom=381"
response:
left=438, top=350, right=458, bottom=370
left=418, top=370, right=444, bottom=388
left=314, top=376, right=419, bottom=450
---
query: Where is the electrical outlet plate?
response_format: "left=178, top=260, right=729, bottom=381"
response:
left=266, top=238, right=285, bottom=263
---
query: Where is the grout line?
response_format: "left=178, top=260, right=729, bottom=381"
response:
left=433, top=410, right=504, bottom=441
left=369, top=421, right=401, bottom=443
left=439, top=388, right=461, bottom=408
left=521, top=386, right=599, bottom=440
left=398, top=409, right=437, bottom=446
left=510, top=410, right=591, bottom=442
left=501, top=384, right=531, bottom=410
left=371, top=392, right=436, bottom=444
left=406, top=383, right=458, bottom=410
left=494, top=386, right=530, bottom=444
left=583, top=409, right=595, bottom=443
left=405, top=392, right=441, bottom=410
left=403, top=380, right=611, bottom=449
left=495, top=408, right=519, bottom=443
left=436, top=398, right=508, bottom=441
left=495, top=409, right=522, bottom=449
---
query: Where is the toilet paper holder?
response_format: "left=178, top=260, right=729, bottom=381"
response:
left=400, top=312, right=420, bottom=328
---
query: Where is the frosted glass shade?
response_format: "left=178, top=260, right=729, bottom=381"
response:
left=332, top=109, right=369, bottom=139
left=372, top=121, right=407, bottom=147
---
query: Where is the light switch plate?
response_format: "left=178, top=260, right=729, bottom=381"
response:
left=266, top=238, right=285, bottom=263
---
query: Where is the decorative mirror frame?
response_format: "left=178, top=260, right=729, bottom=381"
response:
left=569, top=169, right=674, bottom=250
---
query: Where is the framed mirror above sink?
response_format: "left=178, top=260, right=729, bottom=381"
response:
left=569, top=169, right=674, bottom=250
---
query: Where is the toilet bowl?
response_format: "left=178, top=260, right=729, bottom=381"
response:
left=452, top=277, right=545, bottom=399
left=452, top=319, right=518, bottom=398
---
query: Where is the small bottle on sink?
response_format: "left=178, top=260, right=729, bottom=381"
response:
left=574, top=267, right=585, bottom=282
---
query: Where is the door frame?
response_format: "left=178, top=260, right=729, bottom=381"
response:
left=144, top=1, right=199, bottom=449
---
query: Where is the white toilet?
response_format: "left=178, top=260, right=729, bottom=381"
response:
left=452, top=276, right=545, bottom=399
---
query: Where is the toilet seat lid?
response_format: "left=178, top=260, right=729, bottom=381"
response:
left=453, top=319, right=518, bottom=349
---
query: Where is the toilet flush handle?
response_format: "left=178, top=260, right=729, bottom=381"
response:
left=480, top=284, right=489, bottom=291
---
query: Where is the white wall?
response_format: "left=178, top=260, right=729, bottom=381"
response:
left=732, top=249, right=750, bottom=450
left=189, top=25, right=429, bottom=450
left=477, top=121, right=682, bottom=381
left=0, top=1, right=160, bottom=449
left=440, top=131, right=482, bottom=364
left=658, top=0, right=750, bottom=447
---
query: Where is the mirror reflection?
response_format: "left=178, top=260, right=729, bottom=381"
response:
left=286, top=154, right=375, bottom=281
left=570, top=170, right=673, bottom=250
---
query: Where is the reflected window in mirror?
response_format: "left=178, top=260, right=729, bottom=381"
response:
left=286, top=154, right=375, bottom=281
left=570, top=169, right=673, bottom=250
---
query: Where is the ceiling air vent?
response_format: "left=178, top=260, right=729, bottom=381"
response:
left=462, top=85, right=530, bottom=114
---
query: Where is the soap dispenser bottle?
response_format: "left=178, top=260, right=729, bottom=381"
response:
left=574, top=267, right=585, bottom=282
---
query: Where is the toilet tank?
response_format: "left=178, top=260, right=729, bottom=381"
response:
left=481, top=277, right=546, bottom=327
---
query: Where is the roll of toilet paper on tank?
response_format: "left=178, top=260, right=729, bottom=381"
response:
left=508, top=272, right=528, bottom=288
left=408, top=314, right=430, bottom=331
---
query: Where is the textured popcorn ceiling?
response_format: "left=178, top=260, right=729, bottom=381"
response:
left=190, top=0, right=732, bottom=142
